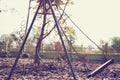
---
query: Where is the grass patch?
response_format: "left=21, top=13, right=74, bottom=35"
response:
left=4, top=50, right=120, bottom=62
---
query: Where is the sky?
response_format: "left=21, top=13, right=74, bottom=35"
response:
left=0, top=0, right=120, bottom=47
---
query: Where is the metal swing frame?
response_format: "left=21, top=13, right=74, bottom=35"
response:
left=6, top=0, right=114, bottom=80
left=7, top=0, right=76, bottom=80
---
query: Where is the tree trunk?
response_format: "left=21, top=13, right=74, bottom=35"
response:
left=34, top=6, right=47, bottom=66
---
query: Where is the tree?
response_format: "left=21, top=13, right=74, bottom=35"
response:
left=0, top=40, right=5, bottom=52
left=111, top=37, right=120, bottom=53
left=10, top=27, right=25, bottom=48
left=36, top=0, right=73, bottom=5
left=0, top=34, right=13, bottom=52
left=0, top=34, right=15, bottom=58
left=31, top=0, right=74, bottom=65
left=62, top=26, right=76, bottom=61
left=10, top=26, right=36, bottom=54
left=54, top=41, right=63, bottom=59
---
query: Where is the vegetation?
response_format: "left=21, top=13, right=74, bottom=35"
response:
left=0, top=0, right=120, bottom=80
left=111, top=37, right=120, bottom=53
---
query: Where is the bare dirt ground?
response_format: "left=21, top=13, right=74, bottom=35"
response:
left=0, top=58, right=120, bottom=80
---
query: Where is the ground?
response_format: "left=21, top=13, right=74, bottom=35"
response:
left=0, top=58, right=120, bottom=80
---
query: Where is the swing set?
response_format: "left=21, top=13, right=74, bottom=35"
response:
left=6, top=0, right=114, bottom=80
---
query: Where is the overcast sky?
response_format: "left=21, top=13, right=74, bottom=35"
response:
left=0, top=0, right=120, bottom=47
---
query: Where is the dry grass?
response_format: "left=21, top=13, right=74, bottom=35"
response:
left=0, top=58, right=120, bottom=80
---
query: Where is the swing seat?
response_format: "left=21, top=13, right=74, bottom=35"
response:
left=87, top=59, right=114, bottom=78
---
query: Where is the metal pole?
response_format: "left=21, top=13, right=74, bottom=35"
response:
left=47, top=0, right=76, bottom=80
left=25, top=0, right=32, bottom=35
left=7, top=1, right=44, bottom=80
